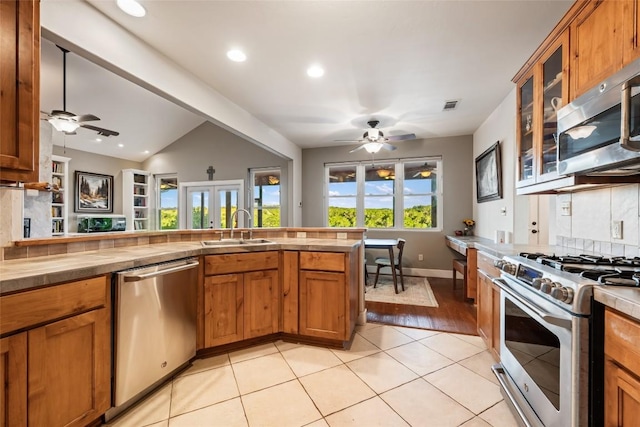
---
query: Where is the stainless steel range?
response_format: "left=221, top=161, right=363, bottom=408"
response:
left=489, top=252, right=640, bottom=427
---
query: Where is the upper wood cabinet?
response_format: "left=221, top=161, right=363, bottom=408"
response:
left=0, top=0, right=40, bottom=183
left=622, top=0, right=640, bottom=64
left=516, top=32, right=569, bottom=190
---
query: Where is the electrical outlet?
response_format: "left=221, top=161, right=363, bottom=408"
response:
left=418, top=254, right=424, bottom=261
left=500, top=207, right=507, bottom=216
left=561, top=201, right=572, bottom=216
left=296, top=231, right=307, bottom=238
left=612, top=220, right=623, bottom=239
left=336, top=232, right=347, bottom=239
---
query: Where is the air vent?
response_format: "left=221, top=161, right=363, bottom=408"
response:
left=443, top=100, right=459, bottom=111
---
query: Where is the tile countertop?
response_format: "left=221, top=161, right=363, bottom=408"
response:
left=446, top=235, right=640, bottom=322
left=0, top=238, right=361, bottom=295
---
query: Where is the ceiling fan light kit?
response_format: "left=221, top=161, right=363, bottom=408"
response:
left=48, top=117, right=80, bottom=133
left=364, top=142, right=383, bottom=154
left=342, top=118, right=416, bottom=154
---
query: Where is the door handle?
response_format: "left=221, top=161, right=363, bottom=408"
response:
left=531, top=229, right=538, bottom=234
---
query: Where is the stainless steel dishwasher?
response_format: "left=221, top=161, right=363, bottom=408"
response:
left=107, top=258, right=198, bottom=421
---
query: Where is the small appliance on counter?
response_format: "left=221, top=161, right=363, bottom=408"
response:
left=77, top=215, right=126, bottom=233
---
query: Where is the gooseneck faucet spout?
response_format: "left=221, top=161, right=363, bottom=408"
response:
left=230, top=208, right=252, bottom=239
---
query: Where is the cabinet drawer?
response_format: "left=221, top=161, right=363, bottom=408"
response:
left=0, top=276, right=109, bottom=336
left=477, top=251, right=500, bottom=277
left=205, top=252, right=279, bottom=275
left=446, top=239, right=466, bottom=256
left=605, top=308, right=640, bottom=375
left=300, top=252, right=345, bottom=272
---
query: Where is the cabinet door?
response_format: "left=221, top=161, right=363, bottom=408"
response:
left=604, top=359, right=640, bottom=426
left=476, top=270, right=493, bottom=350
left=299, top=271, right=346, bottom=340
left=0, top=333, right=27, bottom=427
left=571, top=0, right=624, bottom=98
left=203, top=274, right=244, bottom=346
left=623, top=0, right=640, bottom=64
left=244, top=270, right=279, bottom=339
left=0, top=0, right=40, bottom=183
left=28, top=308, right=110, bottom=427
left=282, top=251, right=299, bottom=334
left=491, top=283, right=501, bottom=359
left=516, top=73, right=536, bottom=186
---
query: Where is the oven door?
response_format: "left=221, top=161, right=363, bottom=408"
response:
left=492, top=276, right=584, bottom=427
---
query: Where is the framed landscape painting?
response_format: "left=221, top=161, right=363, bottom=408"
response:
left=75, top=171, right=113, bottom=213
left=475, top=141, right=502, bottom=203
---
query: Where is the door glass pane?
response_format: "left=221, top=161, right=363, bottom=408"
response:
left=219, top=190, right=239, bottom=228
left=541, top=46, right=562, bottom=175
left=520, top=76, right=534, bottom=180
left=190, top=191, right=209, bottom=229
left=158, top=176, right=178, bottom=230
left=364, top=164, right=394, bottom=228
left=253, top=170, right=281, bottom=227
left=328, top=165, right=357, bottom=227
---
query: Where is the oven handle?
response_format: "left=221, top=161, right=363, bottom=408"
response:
left=491, top=364, right=537, bottom=427
left=621, top=74, right=640, bottom=151
left=492, top=277, right=572, bottom=329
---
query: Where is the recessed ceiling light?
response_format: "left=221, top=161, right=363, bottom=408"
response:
left=144, top=150, right=150, bottom=154
left=307, top=65, right=325, bottom=78
left=118, top=144, right=124, bottom=148
left=117, top=0, right=146, bottom=17
left=227, top=49, right=247, bottom=62
left=96, top=138, right=102, bottom=142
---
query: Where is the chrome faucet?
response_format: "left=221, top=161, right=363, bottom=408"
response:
left=230, top=208, right=252, bottom=240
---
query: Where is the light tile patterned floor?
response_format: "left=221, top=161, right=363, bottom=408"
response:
left=104, top=324, right=518, bottom=427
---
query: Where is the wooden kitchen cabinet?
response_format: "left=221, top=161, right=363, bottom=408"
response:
left=0, top=0, right=40, bottom=183
left=298, top=251, right=357, bottom=341
left=0, top=275, right=111, bottom=427
left=604, top=307, right=640, bottom=426
left=0, top=333, right=27, bottom=427
left=203, top=252, right=279, bottom=347
left=623, top=0, right=640, bottom=64
left=476, top=251, right=501, bottom=361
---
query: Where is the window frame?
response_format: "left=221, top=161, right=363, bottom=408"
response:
left=249, top=167, right=282, bottom=228
left=324, top=157, right=443, bottom=231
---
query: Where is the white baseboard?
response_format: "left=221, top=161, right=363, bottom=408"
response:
left=365, top=266, right=453, bottom=279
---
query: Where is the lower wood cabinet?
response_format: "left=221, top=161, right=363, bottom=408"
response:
left=604, top=307, right=640, bottom=426
left=0, top=276, right=111, bottom=427
left=203, top=252, right=279, bottom=347
left=476, top=251, right=500, bottom=361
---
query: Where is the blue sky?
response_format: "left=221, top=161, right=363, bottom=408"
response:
left=328, top=179, right=433, bottom=208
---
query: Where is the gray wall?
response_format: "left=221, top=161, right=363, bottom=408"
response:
left=143, top=121, right=290, bottom=223
left=302, top=136, right=474, bottom=271
left=52, top=145, right=142, bottom=232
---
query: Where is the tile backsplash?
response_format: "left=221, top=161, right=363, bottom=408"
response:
left=555, top=184, right=639, bottom=256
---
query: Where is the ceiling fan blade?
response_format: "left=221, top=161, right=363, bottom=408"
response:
left=381, top=142, right=397, bottom=151
left=386, top=133, right=416, bottom=142
left=349, top=145, right=366, bottom=153
left=74, top=114, right=100, bottom=123
left=80, top=124, right=120, bottom=137
left=334, top=139, right=362, bottom=143
left=50, top=110, right=76, bottom=118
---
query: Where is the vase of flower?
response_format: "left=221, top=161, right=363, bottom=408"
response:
left=462, top=219, right=475, bottom=236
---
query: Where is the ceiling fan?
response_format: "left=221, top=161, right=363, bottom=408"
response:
left=41, top=46, right=120, bottom=137
left=335, top=120, right=416, bottom=154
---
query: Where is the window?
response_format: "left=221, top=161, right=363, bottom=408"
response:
left=326, top=158, right=441, bottom=230
left=156, top=174, right=178, bottom=230
left=178, top=180, right=244, bottom=229
left=251, top=168, right=281, bottom=227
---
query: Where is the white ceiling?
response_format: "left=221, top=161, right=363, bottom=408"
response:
left=41, top=0, right=574, bottom=162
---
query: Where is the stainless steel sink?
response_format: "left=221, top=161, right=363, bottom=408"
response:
left=201, top=238, right=275, bottom=247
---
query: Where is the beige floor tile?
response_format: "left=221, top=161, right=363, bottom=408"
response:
left=386, top=341, right=455, bottom=376
left=299, top=365, right=375, bottom=416
left=425, top=364, right=502, bottom=414
left=232, top=353, right=296, bottom=394
left=107, top=383, right=172, bottom=427
left=170, top=365, right=239, bottom=417
left=179, top=354, right=230, bottom=377
left=324, top=396, right=410, bottom=427
left=392, top=325, right=441, bottom=340
left=304, top=419, right=329, bottom=427
left=355, top=322, right=384, bottom=333
left=358, top=325, right=414, bottom=350
left=381, top=378, right=475, bottom=427
left=451, top=333, right=488, bottom=349
left=168, top=397, right=248, bottom=427
left=347, top=352, right=418, bottom=393
left=274, top=339, right=303, bottom=352
left=242, top=380, right=322, bottom=427
left=330, top=333, right=380, bottom=363
left=147, top=421, right=169, bottom=427
left=280, top=344, right=344, bottom=377
left=228, top=342, right=279, bottom=364
left=459, top=350, right=499, bottom=385
left=420, top=333, right=485, bottom=362
left=459, top=417, right=492, bottom=426
left=479, top=401, right=519, bottom=427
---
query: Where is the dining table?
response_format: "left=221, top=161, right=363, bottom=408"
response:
left=364, top=238, right=401, bottom=293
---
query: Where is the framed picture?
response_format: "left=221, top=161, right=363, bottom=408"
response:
left=75, top=171, right=113, bottom=213
left=475, top=141, right=502, bottom=203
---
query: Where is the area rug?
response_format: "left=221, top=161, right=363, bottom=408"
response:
left=365, top=275, right=439, bottom=307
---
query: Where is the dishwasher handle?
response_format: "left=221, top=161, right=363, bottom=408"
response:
left=122, top=259, right=199, bottom=282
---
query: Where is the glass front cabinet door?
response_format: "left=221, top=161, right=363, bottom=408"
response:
left=516, top=31, right=569, bottom=192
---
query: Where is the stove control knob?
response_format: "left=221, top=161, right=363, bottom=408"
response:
left=494, top=260, right=505, bottom=269
left=540, top=281, right=556, bottom=294
left=531, top=278, right=547, bottom=290
left=551, top=286, right=574, bottom=303
left=501, top=263, right=516, bottom=275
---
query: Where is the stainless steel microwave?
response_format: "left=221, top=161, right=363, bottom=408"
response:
left=557, top=57, right=640, bottom=176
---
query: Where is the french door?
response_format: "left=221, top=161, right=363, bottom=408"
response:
left=179, top=180, right=245, bottom=229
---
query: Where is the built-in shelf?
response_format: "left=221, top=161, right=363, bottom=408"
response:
left=123, top=169, right=152, bottom=231
left=51, top=155, right=70, bottom=236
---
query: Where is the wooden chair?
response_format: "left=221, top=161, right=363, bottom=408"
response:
left=373, top=238, right=406, bottom=293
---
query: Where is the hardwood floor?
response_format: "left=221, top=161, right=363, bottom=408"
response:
left=365, top=276, right=477, bottom=336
